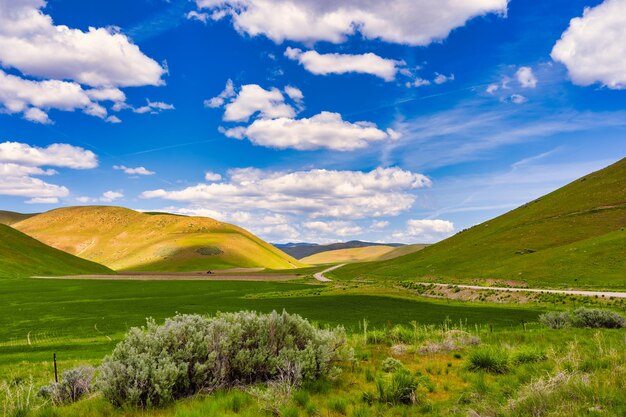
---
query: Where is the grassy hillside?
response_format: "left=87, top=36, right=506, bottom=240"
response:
left=14, top=206, right=303, bottom=272
left=0, top=210, right=37, bottom=225
left=277, top=240, right=404, bottom=259
left=301, top=245, right=395, bottom=264
left=0, top=224, right=112, bottom=277
left=333, top=158, right=626, bottom=289
left=301, top=244, right=428, bottom=264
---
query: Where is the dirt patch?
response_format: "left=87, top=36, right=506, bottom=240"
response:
left=32, top=273, right=300, bottom=281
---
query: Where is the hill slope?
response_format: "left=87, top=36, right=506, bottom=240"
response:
left=14, top=206, right=303, bottom=272
left=0, top=210, right=37, bottom=226
left=0, top=224, right=112, bottom=277
left=301, top=244, right=428, bottom=264
left=277, top=240, right=404, bottom=259
left=334, top=158, right=626, bottom=289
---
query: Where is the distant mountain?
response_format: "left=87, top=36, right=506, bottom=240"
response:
left=13, top=206, right=303, bottom=272
left=275, top=240, right=405, bottom=260
left=301, top=244, right=428, bottom=264
left=334, top=158, right=626, bottom=288
left=0, top=224, right=112, bottom=277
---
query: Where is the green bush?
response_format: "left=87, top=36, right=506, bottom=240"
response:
left=467, top=349, right=510, bottom=374
left=376, top=369, right=418, bottom=405
left=513, top=348, right=546, bottom=365
left=327, top=397, right=348, bottom=415
left=97, top=311, right=346, bottom=408
left=381, top=357, right=403, bottom=373
left=540, top=309, right=625, bottom=329
left=38, top=367, right=94, bottom=405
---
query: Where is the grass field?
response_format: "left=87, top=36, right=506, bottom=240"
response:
left=332, top=158, right=626, bottom=289
left=0, top=275, right=542, bottom=384
left=13, top=206, right=302, bottom=272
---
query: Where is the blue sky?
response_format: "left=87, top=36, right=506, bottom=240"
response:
left=1, top=0, right=625, bottom=243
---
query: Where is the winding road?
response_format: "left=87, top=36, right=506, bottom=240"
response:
left=313, top=264, right=345, bottom=282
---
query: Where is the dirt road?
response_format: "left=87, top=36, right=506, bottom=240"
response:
left=417, top=282, right=626, bottom=298
left=313, top=264, right=346, bottom=282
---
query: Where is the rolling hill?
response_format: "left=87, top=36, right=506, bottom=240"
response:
left=333, top=158, right=626, bottom=289
left=0, top=210, right=37, bottom=226
left=0, top=224, right=112, bottom=277
left=13, top=206, right=303, bottom=272
left=276, top=240, right=404, bottom=259
left=301, top=244, right=428, bottom=264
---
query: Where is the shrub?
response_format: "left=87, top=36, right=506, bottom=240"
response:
left=539, top=311, right=571, bottom=329
left=570, top=308, right=625, bottom=329
left=540, top=309, right=625, bottom=329
left=467, top=349, right=509, bottom=374
left=97, top=311, right=346, bottom=407
left=376, top=369, right=418, bottom=405
left=328, top=397, right=348, bottom=415
left=381, top=357, right=403, bottom=373
left=38, top=367, right=94, bottom=405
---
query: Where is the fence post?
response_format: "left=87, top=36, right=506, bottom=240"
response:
left=53, top=353, right=58, bottom=383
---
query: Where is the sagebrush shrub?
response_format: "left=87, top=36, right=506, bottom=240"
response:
left=38, top=367, right=94, bottom=405
left=540, top=309, right=625, bottom=329
left=467, top=349, right=509, bottom=374
left=97, top=311, right=346, bottom=408
left=381, top=357, right=403, bottom=373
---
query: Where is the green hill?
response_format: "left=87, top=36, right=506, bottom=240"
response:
left=0, top=224, right=112, bottom=278
left=13, top=206, right=303, bottom=272
left=301, top=244, right=428, bottom=264
left=333, top=158, right=626, bottom=289
left=0, top=210, right=37, bottom=225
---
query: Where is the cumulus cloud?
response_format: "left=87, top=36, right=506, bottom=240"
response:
left=204, top=171, right=222, bottom=182
left=371, top=220, right=389, bottom=230
left=100, top=190, right=124, bottom=202
left=552, top=0, right=626, bottom=89
left=434, top=73, right=455, bottom=84
left=205, top=79, right=235, bottom=108
left=303, top=221, right=363, bottom=237
left=516, top=66, right=537, bottom=88
left=113, top=165, right=155, bottom=176
left=510, top=94, right=527, bottom=104
left=0, top=141, right=98, bottom=202
left=393, top=219, right=454, bottom=242
left=142, top=166, right=431, bottom=219
left=133, top=100, right=175, bottom=114
left=0, top=0, right=165, bottom=87
left=214, top=84, right=297, bottom=122
left=0, top=141, right=97, bottom=169
left=193, top=0, right=507, bottom=45
left=285, top=47, right=402, bottom=81
left=225, top=111, right=399, bottom=151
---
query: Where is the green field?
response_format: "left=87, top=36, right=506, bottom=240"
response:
left=0, top=276, right=542, bottom=382
left=332, top=158, right=626, bottom=289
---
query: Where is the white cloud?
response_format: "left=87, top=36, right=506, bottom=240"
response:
left=0, top=141, right=97, bottom=169
left=194, top=0, right=507, bottom=45
left=0, top=0, right=165, bottom=87
left=205, top=79, right=235, bottom=108
left=371, top=220, right=389, bottom=230
left=113, top=165, right=155, bottom=176
left=285, top=47, right=402, bottom=81
left=219, top=84, right=297, bottom=122
left=186, top=10, right=210, bottom=23
left=100, top=190, right=124, bottom=202
left=204, top=171, right=222, bottom=182
left=86, top=88, right=126, bottom=102
left=551, top=0, right=626, bottom=89
left=0, top=162, right=67, bottom=199
left=23, top=107, right=50, bottom=124
left=142, top=166, right=431, bottom=219
left=510, top=94, right=527, bottom=104
left=226, top=111, right=399, bottom=151
left=516, top=66, right=537, bottom=88
left=133, top=100, right=175, bottom=114
left=411, top=78, right=431, bottom=88
left=283, top=85, right=303, bottom=103
left=303, top=220, right=363, bottom=237
left=486, top=83, right=499, bottom=94
left=434, top=73, right=455, bottom=84
left=25, top=197, right=58, bottom=204
left=106, top=115, right=121, bottom=124
left=393, top=219, right=454, bottom=243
